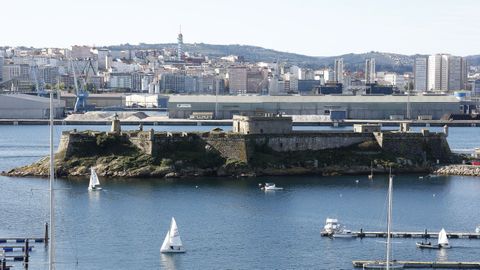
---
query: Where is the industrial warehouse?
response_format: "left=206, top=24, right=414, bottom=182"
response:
left=0, top=93, right=478, bottom=121
left=166, top=94, right=470, bottom=120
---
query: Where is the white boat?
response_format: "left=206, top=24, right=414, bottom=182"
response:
left=88, top=168, right=102, bottom=191
left=362, top=170, right=404, bottom=269
left=261, top=183, right=283, bottom=191
left=476, top=225, right=480, bottom=234
left=416, top=228, right=451, bottom=249
left=332, top=227, right=356, bottom=238
left=160, top=217, right=186, bottom=253
left=323, top=218, right=341, bottom=234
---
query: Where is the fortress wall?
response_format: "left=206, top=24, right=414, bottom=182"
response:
left=247, top=132, right=375, bottom=152
left=204, top=134, right=250, bottom=163
left=374, top=131, right=451, bottom=162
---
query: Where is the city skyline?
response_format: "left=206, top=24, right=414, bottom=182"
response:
left=2, top=0, right=479, bottom=57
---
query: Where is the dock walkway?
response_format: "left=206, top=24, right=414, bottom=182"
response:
left=353, top=260, right=480, bottom=269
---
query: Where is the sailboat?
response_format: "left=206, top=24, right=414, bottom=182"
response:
left=416, top=228, right=451, bottom=249
left=362, top=169, right=404, bottom=269
left=88, top=168, right=102, bottom=191
left=160, top=217, right=186, bottom=253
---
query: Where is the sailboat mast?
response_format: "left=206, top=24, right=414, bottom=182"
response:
left=49, top=92, right=55, bottom=270
left=386, top=168, right=393, bottom=270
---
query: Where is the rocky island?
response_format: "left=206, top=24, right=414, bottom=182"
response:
left=4, top=114, right=459, bottom=179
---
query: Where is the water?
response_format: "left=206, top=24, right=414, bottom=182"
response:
left=0, top=125, right=480, bottom=270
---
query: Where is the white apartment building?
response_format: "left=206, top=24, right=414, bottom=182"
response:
left=428, top=54, right=467, bottom=91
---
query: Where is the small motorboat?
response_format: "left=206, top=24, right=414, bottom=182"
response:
left=416, top=228, right=451, bottom=249
left=260, top=183, right=283, bottom=191
left=332, top=227, right=356, bottom=238
left=323, top=218, right=341, bottom=235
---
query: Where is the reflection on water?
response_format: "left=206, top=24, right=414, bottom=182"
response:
left=160, top=253, right=181, bottom=270
left=437, top=248, right=448, bottom=261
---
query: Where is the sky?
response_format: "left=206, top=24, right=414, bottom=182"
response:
left=2, top=0, right=479, bottom=56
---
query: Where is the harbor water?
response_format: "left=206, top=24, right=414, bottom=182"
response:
left=1, top=125, right=480, bottom=270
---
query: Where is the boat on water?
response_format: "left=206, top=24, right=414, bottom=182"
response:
left=323, top=218, right=342, bottom=234
left=160, top=217, right=186, bottom=253
left=416, top=228, right=451, bottom=249
left=476, top=225, right=480, bottom=234
left=362, top=170, right=404, bottom=269
left=88, top=168, right=102, bottom=191
left=260, top=183, right=283, bottom=191
left=332, top=227, right=356, bottom=238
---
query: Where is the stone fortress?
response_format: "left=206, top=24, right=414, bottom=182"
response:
left=57, top=113, right=452, bottom=166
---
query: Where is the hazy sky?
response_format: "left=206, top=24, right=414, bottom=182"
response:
left=2, top=0, right=479, bottom=56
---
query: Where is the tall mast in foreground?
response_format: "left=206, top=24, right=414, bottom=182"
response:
left=49, top=92, right=55, bottom=270
left=386, top=168, right=393, bottom=270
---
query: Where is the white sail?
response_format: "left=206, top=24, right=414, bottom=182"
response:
left=89, top=168, right=100, bottom=189
left=438, top=228, right=449, bottom=245
left=160, top=231, right=170, bottom=252
left=160, top=217, right=185, bottom=253
left=169, top=217, right=183, bottom=247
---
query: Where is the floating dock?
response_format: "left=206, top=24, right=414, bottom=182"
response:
left=353, top=260, right=480, bottom=269
left=0, top=237, right=45, bottom=243
left=321, top=230, right=480, bottom=239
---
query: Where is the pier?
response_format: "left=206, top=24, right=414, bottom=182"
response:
left=321, top=230, right=480, bottom=239
left=353, top=260, right=480, bottom=269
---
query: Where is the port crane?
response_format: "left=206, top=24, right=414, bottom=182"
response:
left=30, top=65, right=47, bottom=96
left=70, top=59, right=96, bottom=113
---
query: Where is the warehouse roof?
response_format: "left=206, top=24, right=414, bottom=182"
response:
left=167, top=94, right=461, bottom=104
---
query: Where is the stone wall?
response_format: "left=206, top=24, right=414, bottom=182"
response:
left=247, top=132, right=374, bottom=152
left=204, top=134, right=250, bottom=163
left=374, top=131, right=451, bottom=163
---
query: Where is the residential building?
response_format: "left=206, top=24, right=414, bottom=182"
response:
left=428, top=54, right=467, bottom=91
left=97, top=48, right=110, bottom=71
left=228, top=67, right=247, bottom=94
left=109, top=73, right=132, bottom=89
left=414, top=57, right=428, bottom=91
left=365, top=58, right=376, bottom=83
left=71, top=45, right=93, bottom=59
left=333, top=58, right=344, bottom=84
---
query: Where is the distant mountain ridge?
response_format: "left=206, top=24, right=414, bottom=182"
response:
left=107, top=43, right=480, bottom=73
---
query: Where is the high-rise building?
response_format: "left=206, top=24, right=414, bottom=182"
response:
left=333, top=58, right=344, bottom=84
left=97, top=48, right=110, bottom=71
left=428, top=54, right=467, bottom=91
left=365, top=58, right=376, bottom=84
left=177, top=29, right=183, bottom=61
left=228, top=67, right=247, bottom=94
left=414, top=57, right=428, bottom=91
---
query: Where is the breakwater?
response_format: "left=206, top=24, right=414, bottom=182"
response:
left=434, top=164, right=480, bottom=177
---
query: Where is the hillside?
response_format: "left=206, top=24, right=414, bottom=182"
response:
left=107, top=43, right=479, bottom=73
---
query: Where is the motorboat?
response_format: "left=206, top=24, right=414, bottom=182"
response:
left=88, top=168, right=102, bottom=191
left=260, top=183, right=283, bottom=191
left=160, top=217, right=186, bottom=253
left=323, top=218, right=341, bottom=234
left=332, top=227, right=356, bottom=238
left=416, top=228, right=451, bottom=249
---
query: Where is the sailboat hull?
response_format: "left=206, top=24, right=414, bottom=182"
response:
left=160, top=247, right=186, bottom=253
left=416, top=242, right=451, bottom=249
